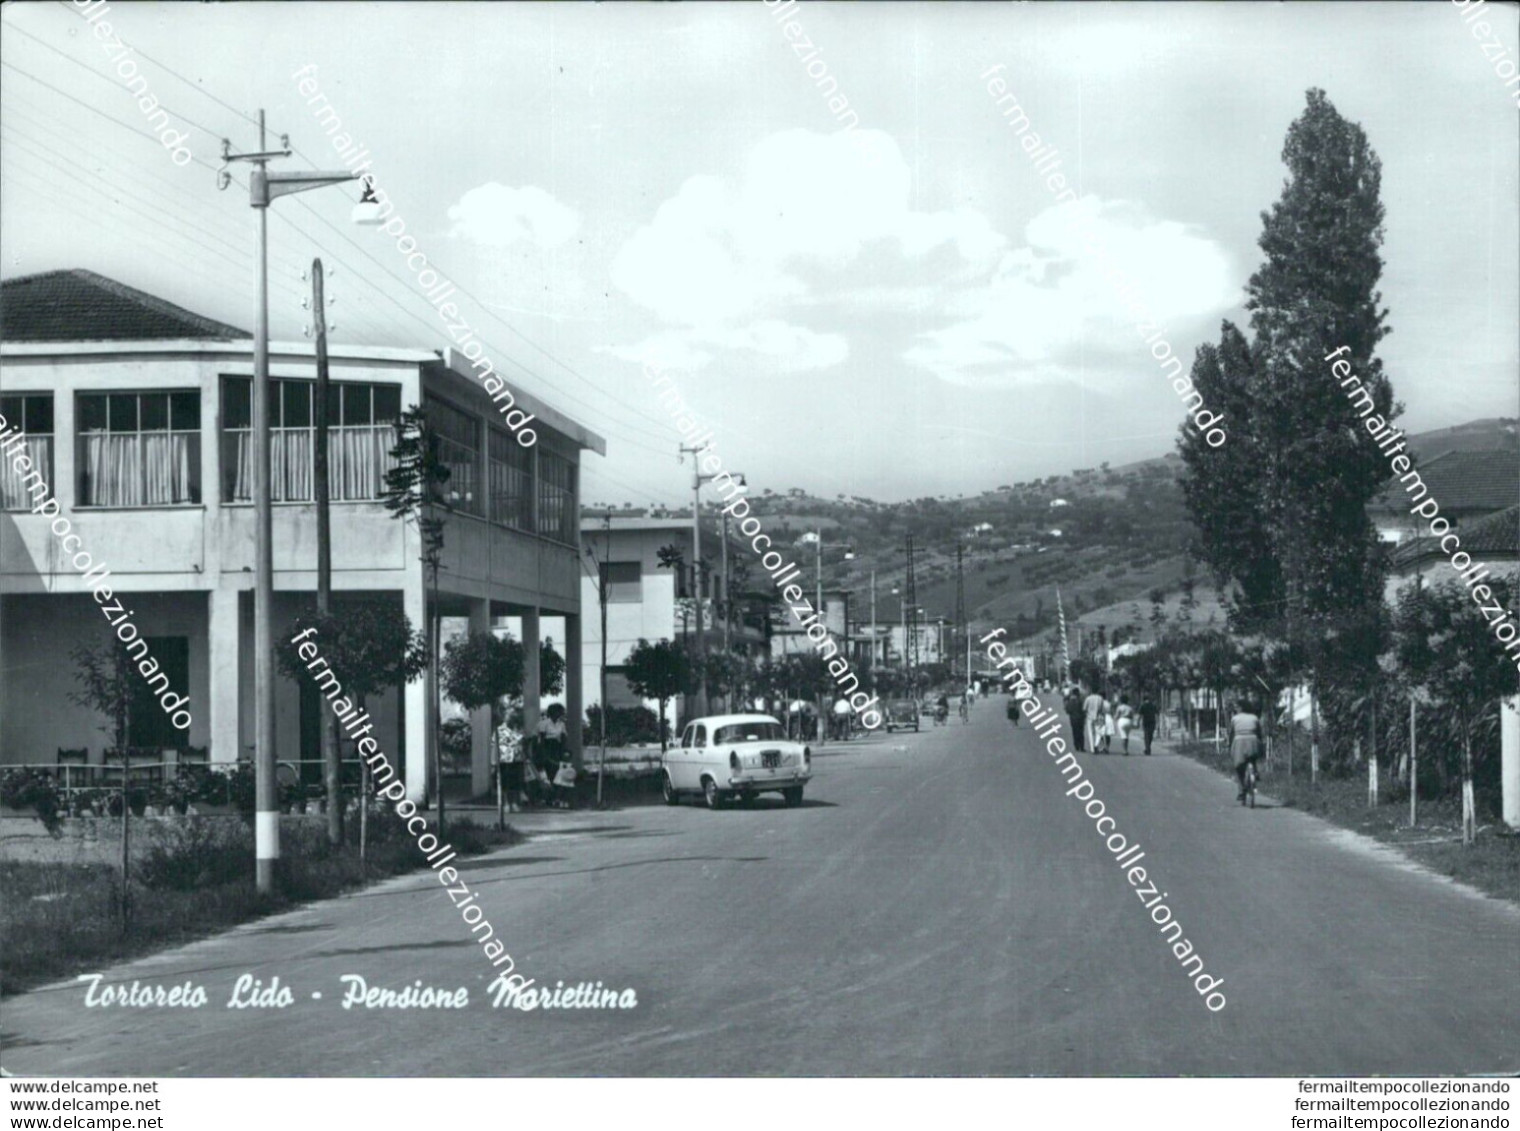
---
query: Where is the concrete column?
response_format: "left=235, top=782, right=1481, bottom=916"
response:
left=1502, top=695, right=1519, bottom=830
left=208, top=586, right=241, bottom=766
left=469, top=597, right=493, bottom=798
left=402, top=579, right=428, bottom=803
left=565, top=612, right=583, bottom=770
left=521, top=607, right=541, bottom=740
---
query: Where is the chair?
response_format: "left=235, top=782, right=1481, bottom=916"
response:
left=56, top=747, right=88, bottom=791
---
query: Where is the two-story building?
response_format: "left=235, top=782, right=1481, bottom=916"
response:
left=0, top=269, right=603, bottom=802
left=579, top=515, right=766, bottom=724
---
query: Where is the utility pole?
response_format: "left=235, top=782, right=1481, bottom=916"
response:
left=221, top=112, right=362, bottom=893
left=954, top=543, right=966, bottom=686
left=679, top=446, right=734, bottom=716
left=904, top=534, right=920, bottom=690
left=598, top=515, right=610, bottom=807
left=869, top=570, right=877, bottom=693
left=311, top=258, right=342, bottom=846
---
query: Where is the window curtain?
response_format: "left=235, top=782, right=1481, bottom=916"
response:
left=84, top=433, right=195, bottom=506
left=227, top=427, right=392, bottom=502
left=0, top=435, right=51, bottom=509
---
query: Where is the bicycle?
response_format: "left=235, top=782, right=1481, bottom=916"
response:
left=1240, top=760, right=1258, bottom=808
left=958, top=701, right=969, bottom=724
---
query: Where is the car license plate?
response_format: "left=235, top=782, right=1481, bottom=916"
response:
left=762, top=750, right=781, bottom=769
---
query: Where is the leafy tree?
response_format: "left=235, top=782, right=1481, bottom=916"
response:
left=1178, top=88, right=1398, bottom=748
left=623, top=638, right=691, bottom=753
left=1391, top=580, right=1517, bottom=843
left=440, top=632, right=521, bottom=734
left=277, top=601, right=428, bottom=858
left=382, top=405, right=452, bottom=826
left=69, top=637, right=140, bottom=927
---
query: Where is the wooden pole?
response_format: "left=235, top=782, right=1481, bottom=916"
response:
left=312, top=259, right=343, bottom=846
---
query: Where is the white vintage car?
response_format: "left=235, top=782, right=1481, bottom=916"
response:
left=662, top=714, right=811, bottom=809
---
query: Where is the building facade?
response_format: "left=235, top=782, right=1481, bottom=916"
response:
left=0, top=270, right=603, bottom=801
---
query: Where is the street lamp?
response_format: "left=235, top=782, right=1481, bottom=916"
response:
left=222, top=112, right=367, bottom=894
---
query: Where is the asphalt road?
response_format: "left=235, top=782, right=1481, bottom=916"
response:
left=3, top=699, right=1517, bottom=1076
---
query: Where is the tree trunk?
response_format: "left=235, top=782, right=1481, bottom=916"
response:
left=1461, top=724, right=1475, bottom=846
left=429, top=563, right=445, bottom=838
left=1408, top=696, right=1418, bottom=828
left=118, top=696, right=131, bottom=932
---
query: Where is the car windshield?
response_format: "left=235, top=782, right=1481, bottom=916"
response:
left=714, top=722, right=784, bottom=743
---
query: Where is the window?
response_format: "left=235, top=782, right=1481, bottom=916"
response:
left=537, top=448, right=576, bottom=544
left=222, top=378, right=400, bottom=503
left=694, top=724, right=707, bottom=748
left=715, top=722, right=784, bottom=743
left=423, top=396, right=481, bottom=516
left=77, top=391, right=200, bottom=507
left=600, top=561, right=642, bottom=603
left=127, top=637, right=189, bottom=747
left=0, top=394, right=53, bottom=510
left=680, top=724, right=694, bottom=749
left=488, top=426, right=533, bottom=531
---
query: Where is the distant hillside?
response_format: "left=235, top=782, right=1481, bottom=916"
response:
left=1406, top=418, right=1518, bottom=459
left=644, top=417, right=1515, bottom=651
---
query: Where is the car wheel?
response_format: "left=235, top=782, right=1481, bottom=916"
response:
left=783, top=786, right=804, bottom=808
left=703, top=777, right=725, bottom=810
left=662, top=772, right=680, bottom=806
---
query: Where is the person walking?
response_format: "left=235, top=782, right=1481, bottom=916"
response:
left=1083, top=686, right=1106, bottom=754
left=1228, top=700, right=1265, bottom=802
left=1139, top=694, right=1159, bottom=756
left=493, top=708, right=525, bottom=820
left=1114, top=694, right=1135, bottom=755
left=1065, top=685, right=1086, bottom=752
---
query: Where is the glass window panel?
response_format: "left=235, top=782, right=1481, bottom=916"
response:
left=342, top=384, right=371, bottom=425
left=0, top=397, right=19, bottom=427
left=373, top=384, right=400, bottom=423
left=169, top=392, right=199, bottom=431
left=79, top=394, right=108, bottom=432
left=282, top=381, right=311, bottom=427
left=27, top=395, right=53, bottom=434
left=108, top=394, right=138, bottom=433
left=223, top=378, right=251, bottom=430
left=140, top=394, right=169, bottom=431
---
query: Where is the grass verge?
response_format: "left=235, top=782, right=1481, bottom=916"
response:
left=0, top=812, right=523, bottom=996
left=1169, top=737, right=1520, bottom=906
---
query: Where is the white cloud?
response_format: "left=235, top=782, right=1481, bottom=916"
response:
left=607, top=128, right=1006, bottom=370
left=446, top=183, right=579, bottom=248
left=600, top=320, right=847, bottom=373
left=905, top=195, right=1238, bottom=388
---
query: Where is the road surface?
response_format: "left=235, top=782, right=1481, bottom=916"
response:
left=3, top=700, right=1516, bottom=1075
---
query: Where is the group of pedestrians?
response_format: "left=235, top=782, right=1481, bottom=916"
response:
left=493, top=702, right=578, bottom=813
left=1060, top=685, right=1159, bottom=756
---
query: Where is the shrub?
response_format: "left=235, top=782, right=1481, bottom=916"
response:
left=135, top=818, right=254, bottom=891
left=1, top=769, right=63, bottom=835
left=584, top=704, right=665, bottom=747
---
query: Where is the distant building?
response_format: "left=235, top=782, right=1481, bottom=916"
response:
left=579, top=516, right=765, bottom=723
left=1369, top=450, right=1518, bottom=544
left=1048, top=498, right=1069, bottom=508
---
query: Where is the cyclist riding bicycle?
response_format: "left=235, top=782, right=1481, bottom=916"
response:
left=958, top=693, right=969, bottom=722
left=935, top=693, right=949, bottom=726
left=1228, top=700, right=1264, bottom=802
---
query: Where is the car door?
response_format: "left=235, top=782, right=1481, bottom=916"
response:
left=669, top=723, right=692, bottom=789
left=690, top=723, right=710, bottom=786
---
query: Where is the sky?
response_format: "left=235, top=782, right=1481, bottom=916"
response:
left=2, top=1, right=1516, bottom=506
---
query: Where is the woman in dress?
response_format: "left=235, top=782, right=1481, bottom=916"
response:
left=1228, top=700, right=1264, bottom=801
left=1114, top=693, right=1135, bottom=755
